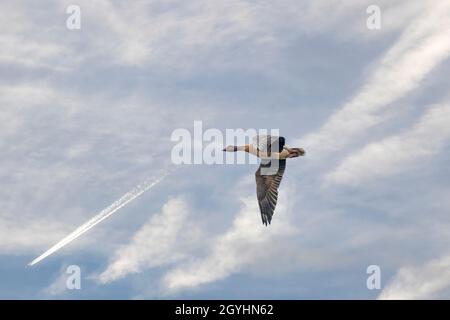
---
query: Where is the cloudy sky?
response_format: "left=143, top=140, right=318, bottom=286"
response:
left=1, top=0, right=450, bottom=299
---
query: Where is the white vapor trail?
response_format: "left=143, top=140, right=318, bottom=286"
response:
left=28, top=170, right=171, bottom=266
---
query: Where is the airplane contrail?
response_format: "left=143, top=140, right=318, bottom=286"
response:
left=28, top=170, right=171, bottom=266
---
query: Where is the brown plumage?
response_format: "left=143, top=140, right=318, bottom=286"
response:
left=223, top=135, right=305, bottom=225
left=255, top=159, right=286, bottom=226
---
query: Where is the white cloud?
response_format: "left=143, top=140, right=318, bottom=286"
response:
left=298, top=2, right=450, bottom=157
left=0, top=0, right=420, bottom=72
left=0, top=216, right=70, bottom=254
left=41, top=265, right=71, bottom=297
left=324, top=104, right=450, bottom=185
left=0, top=1, right=76, bottom=70
left=98, top=197, right=201, bottom=284
left=162, top=188, right=296, bottom=292
left=0, top=84, right=56, bottom=136
left=52, top=0, right=273, bottom=69
left=379, top=255, right=450, bottom=299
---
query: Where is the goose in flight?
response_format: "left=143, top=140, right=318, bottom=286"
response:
left=223, top=136, right=305, bottom=225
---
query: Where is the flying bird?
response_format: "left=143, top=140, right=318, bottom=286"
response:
left=223, top=135, right=305, bottom=225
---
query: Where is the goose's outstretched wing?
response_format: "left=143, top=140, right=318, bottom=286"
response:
left=255, top=159, right=286, bottom=225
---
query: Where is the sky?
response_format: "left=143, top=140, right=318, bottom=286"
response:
left=1, top=0, right=450, bottom=299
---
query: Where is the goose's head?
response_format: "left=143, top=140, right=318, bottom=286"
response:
left=222, top=145, right=237, bottom=152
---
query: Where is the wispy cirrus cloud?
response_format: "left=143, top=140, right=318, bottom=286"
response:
left=299, top=2, right=450, bottom=157
left=98, top=197, right=202, bottom=284
left=324, top=103, right=450, bottom=186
